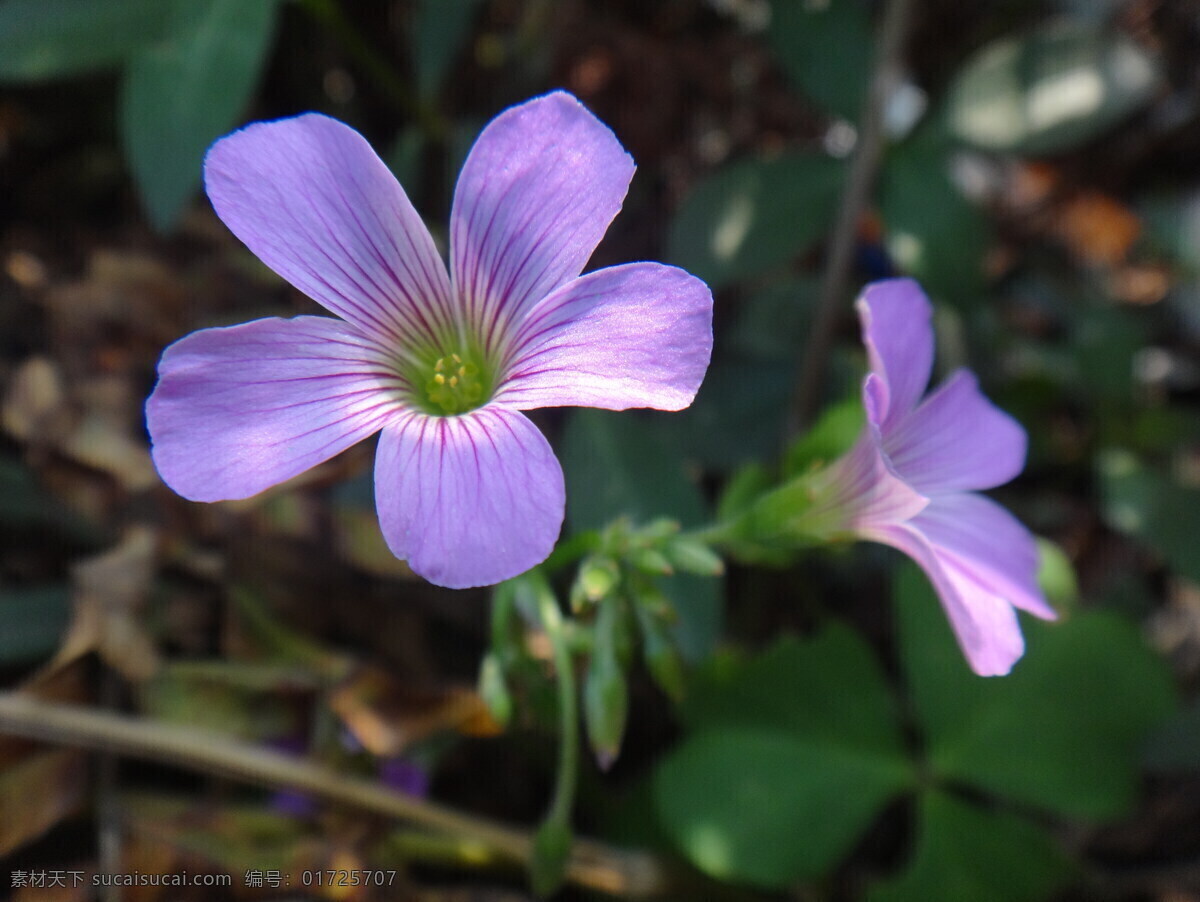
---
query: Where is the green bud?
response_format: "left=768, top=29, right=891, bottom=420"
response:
left=530, top=818, right=572, bottom=897
left=478, top=652, right=512, bottom=728
left=632, top=548, right=674, bottom=575
left=638, top=518, right=682, bottom=541
left=663, top=536, right=725, bottom=576
left=584, top=648, right=628, bottom=770
left=636, top=607, right=686, bottom=703
left=575, top=555, right=620, bottom=605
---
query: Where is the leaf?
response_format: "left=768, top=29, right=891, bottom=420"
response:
left=1098, top=448, right=1200, bottom=584
left=0, top=0, right=170, bottom=81
left=866, top=791, right=1072, bottom=902
left=878, top=131, right=990, bottom=299
left=767, top=0, right=873, bottom=121
left=411, top=0, right=485, bottom=99
left=560, top=410, right=721, bottom=659
left=0, top=749, right=87, bottom=855
left=654, top=728, right=910, bottom=887
left=653, top=628, right=913, bottom=886
left=1143, top=699, right=1200, bottom=772
left=0, top=586, right=72, bottom=666
left=681, top=628, right=906, bottom=757
left=121, top=0, right=281, bottom=230
left=946, top=20, right=1160, bottom=156
left=667, top=153, right=844, bottom=289
left=896, top=563, right=1176, bottom=819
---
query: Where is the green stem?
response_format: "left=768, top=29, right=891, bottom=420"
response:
left=535, top=581, right=579, bottom=829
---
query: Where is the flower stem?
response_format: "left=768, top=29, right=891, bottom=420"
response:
left=0, top=692, right=674, bottom=896
left=787, top=0, right=916, bottom=437
left=534, top=581, right=580, bottom=830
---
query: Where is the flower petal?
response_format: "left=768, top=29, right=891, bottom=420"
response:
left=907, top=493, right=1057, bottom=620
left=146, top=316, right=400, bottom=502
left=814, top=432, right=928, bottom=535
left=374, top=408, right=565, bottom=589
left=865, top=522, right=1027, bottom=677
left=450, top=92, right=635, bottom=351
left=855, top=278, right=934, bottom=428
left=884, top=370, right=1028, bottom=493
left=493, top=263, right=713, bottom=411
left=204, top=113, right=454, bottom=347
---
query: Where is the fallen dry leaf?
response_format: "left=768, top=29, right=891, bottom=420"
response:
left=0, top=747, right=87, bottom=855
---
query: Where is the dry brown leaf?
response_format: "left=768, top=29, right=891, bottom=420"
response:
left=329, top=667, right=501, bottom=757
left=2, top=356, right=72, bottom=446
left=0, top=748, right=87, bottom=855
left=51, top=525, right=161, bottom=682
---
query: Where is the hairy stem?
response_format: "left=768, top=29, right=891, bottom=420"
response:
left=535, top=582, right=580, bottom=829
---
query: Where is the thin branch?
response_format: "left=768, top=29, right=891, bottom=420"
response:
left=787, top=0, right=918, bottom=437
left=0, top=692, right=673, bottom=898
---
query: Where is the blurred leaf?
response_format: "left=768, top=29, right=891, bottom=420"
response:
left=668, top=153, right=844, bottom=290
left=727, top=277, right=817, bottom=359
left=122, top=0, right=280, bottom=230
left=866, top=791, right=1072, bottom=902
left=329, top=667, right=501, bottom=756
left=681, top=629, right=906, bottom=756
left=947, top=20, right=1159, bottom=156
left=896, top=563, right=1176, bottom=819
left=879, top=134, right=990, bottom=299
left=412, top=0, right=484, bottom=99
left=561, top=410, right=721, bottom=659
left=767, top=0, right=872, bottom=121
left=0, top=749, right=87, bottom=854
left=0, top=586, right=71, bottom=665
left=530, top=818, right=572, bottom=897
left=1143, top=699, right=1200, bottom=773
left=654, top=629, right=913, bottom=886
left=0, top=0, right=170, bottom=81
left=141, top=660, right=312, bottom=740
left=1098, top=448, right=1200, bottom=584
left=1036, top=538, right=1080, bottom=613
left=653, top=359, right=792, bottom=471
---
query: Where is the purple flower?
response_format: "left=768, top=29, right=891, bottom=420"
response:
left=808, top=279, right=1056, bottom=675
left=146, top=92, right=713, bottom=589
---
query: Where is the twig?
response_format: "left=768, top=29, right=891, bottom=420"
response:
left=0, top=692, right=674, bottom=898
left=787, top=0, right=918, bottom=437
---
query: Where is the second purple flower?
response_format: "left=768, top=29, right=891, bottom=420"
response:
left=146, top=92, right=713, bottom=589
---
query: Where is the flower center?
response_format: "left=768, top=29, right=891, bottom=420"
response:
left=421, top=352, right=489, bottom=416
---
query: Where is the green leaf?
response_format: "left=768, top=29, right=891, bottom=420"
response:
left=878, top=131, right=990, bottom=299
left=783, top=393, right=864, bottom=478
left=655, top=727, right=910, bottom=887
left=667, top=153, right=844, bottom=289
left=896, top=563, right=1176, bottom=819
left=1098, top=448, right=1200, bottom=584
left=0, top=0, right=170, bottom=81
left=121, top=0, right=280, bottom=230
left=560, top=410, right=720, bottom=660
left=411, top=0, right=484, bottom=99
left=682, top=628, right=906, bottom=756
left=1142, top=699, right=1200, bottom=772
left=0, top=586, right=71, bottom=665
left=866, top=791, right=1072, bottom=902
left=946, top=20, right=1159, bottom=156
left=767, top=0, right=873, bottom=121
left=653, top=628, right=913, bottom=886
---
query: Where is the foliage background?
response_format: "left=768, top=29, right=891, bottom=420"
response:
left=1, top=0, right=1199, bottom=900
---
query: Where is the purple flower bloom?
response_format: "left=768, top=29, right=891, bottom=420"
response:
left=146, top=92, right=713, bottom=589
left=809, top=279, right=1056, bottom=675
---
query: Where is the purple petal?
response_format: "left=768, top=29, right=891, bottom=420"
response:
left=883, top=370, right=1028, bottom=494
left=146, top=316, right=400, bottom=501
left=818, top=432, right=928, bottom=533
left=865, top=521, right=1027, bottom=676
left=449, top=92, right=634, bottom=352
left=907, top=493, right=1057, bottom=620
left=855, top=279, right=934, bottom=429
left=374, top=408, right=565, bottom=589
left=493, top=263, right=712, bottom=411
left=204, top=114, right=455, bottom=347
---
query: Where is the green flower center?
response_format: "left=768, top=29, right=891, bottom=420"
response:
left=417, top=351, right=492, bottom=416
